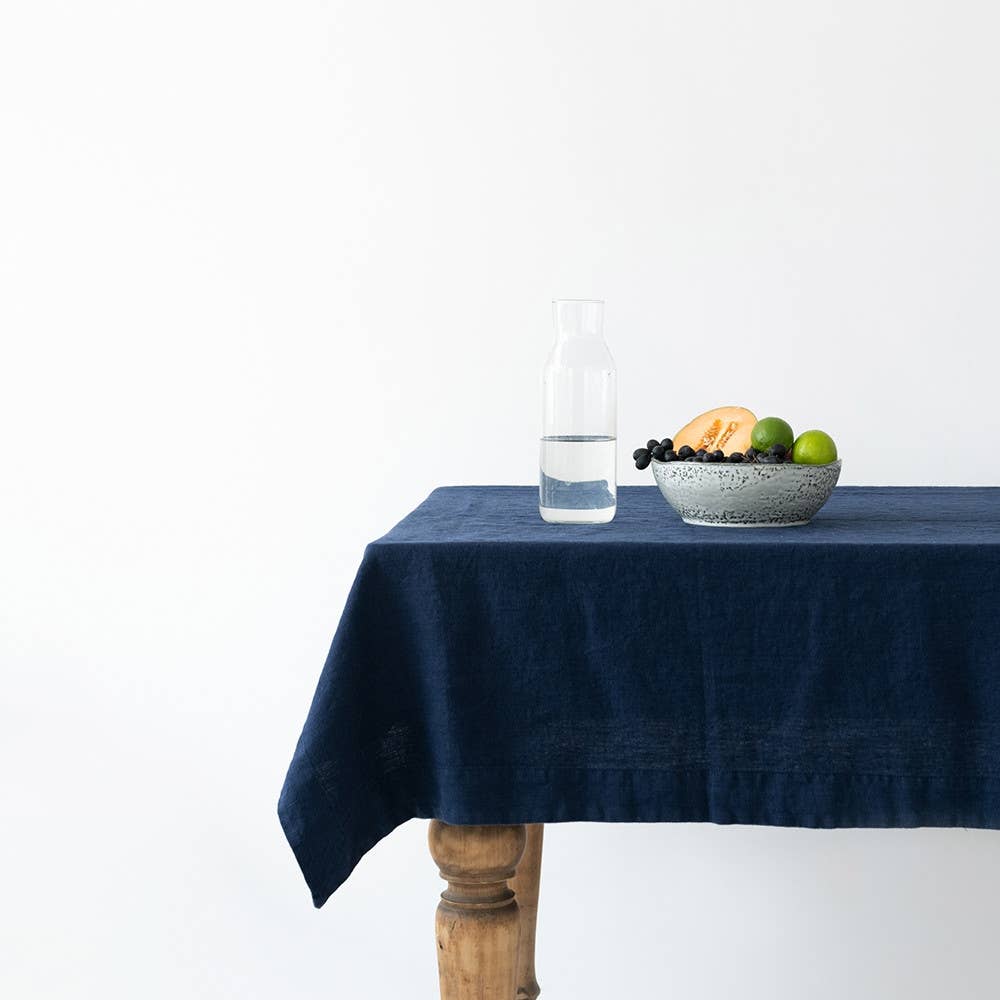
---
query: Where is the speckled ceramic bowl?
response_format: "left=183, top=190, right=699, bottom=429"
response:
left=651, top=458, right=842, bottom=526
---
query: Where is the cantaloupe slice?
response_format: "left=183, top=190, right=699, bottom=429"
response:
left=674, top=406, right=758, bottom=455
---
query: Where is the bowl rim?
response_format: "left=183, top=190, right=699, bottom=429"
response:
left=651, top=457, right=842, bottom=470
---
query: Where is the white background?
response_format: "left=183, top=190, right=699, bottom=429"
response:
left=3, top=2, right=1000, bottom=997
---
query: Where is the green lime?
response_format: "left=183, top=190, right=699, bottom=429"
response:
left=750, top=417, right=794, bottom=453
left=792, top=429, right=837, bottom=465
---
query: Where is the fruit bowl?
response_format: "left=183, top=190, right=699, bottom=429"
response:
left=651, top=458, right=842, bottom=527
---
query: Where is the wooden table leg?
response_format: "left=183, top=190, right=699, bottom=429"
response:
left=429, top=821, right=526, bottom=1000
left=511, top=824, right=544, bottom=1000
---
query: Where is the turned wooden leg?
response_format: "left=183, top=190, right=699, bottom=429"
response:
left=511, top=824, right=543, bottom=1000
left=429, top=821, right=526, bottom=1000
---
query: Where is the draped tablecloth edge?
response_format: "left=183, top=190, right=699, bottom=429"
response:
left=278, top=765, right=1000, bottom=907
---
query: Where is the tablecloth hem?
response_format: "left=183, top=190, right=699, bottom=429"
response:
left=284, top=766, right=1000, bottom=907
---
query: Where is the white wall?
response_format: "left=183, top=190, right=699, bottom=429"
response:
left=3, top=2, right=1000, bottom=997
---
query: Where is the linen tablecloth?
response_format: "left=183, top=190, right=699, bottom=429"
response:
left=279, top=486, right=1000, bottom=907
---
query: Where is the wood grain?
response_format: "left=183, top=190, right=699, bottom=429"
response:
left=511, top=824, right=543, bottom=1000
left=429, top=821, right=526, bottom=1000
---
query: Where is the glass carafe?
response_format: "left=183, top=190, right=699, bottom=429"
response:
left=539, top=299, right=617, bottom=523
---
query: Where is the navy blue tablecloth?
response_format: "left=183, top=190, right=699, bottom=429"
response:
left=279, top=486, right=1000, bottom=906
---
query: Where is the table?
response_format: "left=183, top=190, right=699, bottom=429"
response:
left=279, top=485, right=1000, bottom=999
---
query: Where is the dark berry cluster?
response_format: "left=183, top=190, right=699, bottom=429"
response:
left=632, top=438, right=672, bottom=469
left=748, top=443, right=792, bottom=464
left=633, top=439, right=792, bottom=468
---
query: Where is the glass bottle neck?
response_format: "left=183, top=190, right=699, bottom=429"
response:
left=553, top=299, right=604, bottom=341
